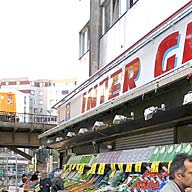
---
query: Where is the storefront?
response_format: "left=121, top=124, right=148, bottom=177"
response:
left=38, top=0, right=192, bottom=169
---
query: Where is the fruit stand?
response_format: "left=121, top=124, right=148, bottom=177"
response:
left=60, top=143, right=192, bottom=192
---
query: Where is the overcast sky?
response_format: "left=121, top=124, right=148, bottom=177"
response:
left=0, top=0, right=88, bottom=80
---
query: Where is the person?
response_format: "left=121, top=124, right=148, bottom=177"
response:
left=185, top=188, right=192, bottom=192
left=19, top=174, right=29, bottom=192
left=158, top=153, right=192, bottom=192
left=30, top=170, right=40, bottom=181
left=19, top=174, right=28, bottom=187
left=51, top=171, right=64, bottom=192
left=39, top=171, right=52, bottom=192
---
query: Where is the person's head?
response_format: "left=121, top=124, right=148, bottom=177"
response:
left=41, top=170, right=48, bottom=179
left=35, top=171, right=39, bottom=175
left=22, top=174, right=28, bottom=183
left=169, top=153, right=192, bottom=189
left=22, top=174, right=27, bottom=178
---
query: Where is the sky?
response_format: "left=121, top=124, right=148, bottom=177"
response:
left=0, top=0, right=88, bottom=80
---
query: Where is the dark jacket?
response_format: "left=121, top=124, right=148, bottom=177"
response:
left=51, top=177, right=64, bottom=192
left=40, top=178, right=52, bottom=192
left=30, top=173, right=39, bottom=181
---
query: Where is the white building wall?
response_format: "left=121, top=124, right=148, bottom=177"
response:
left=99, top=0, right=190, bottom=68
left=77, top=0, right=90, bottom=28
left=79, top=52, right=90, bottom=84
left=77, top=0, right=90, bottom=83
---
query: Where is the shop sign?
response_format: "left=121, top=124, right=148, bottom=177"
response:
left=62, top=14, right=192, bottom=121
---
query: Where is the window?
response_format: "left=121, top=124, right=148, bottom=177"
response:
left=30, top=81, right=35, bottom=86
left=65, top=103, right=70, bottom=121
left=34, top=108, right=38, bottom=113
left=39, top=91, right=43, bottom=96
left=31, top=90, right=35, bottom=95
left=101, top=0, right=137, bottom=34
left=39, top=82, right=45, bottom=87
left=39, top=100, right=43, bottom=105
left=7, top=96, right=13, bottom=104
left=24, top=96, right=26, bottom=105
left=62, top=90, right=69, bottom=95
left=101, top=0, right=111, bottom=34
left=79, top=22, right=89, bottom=57
left=128, top=0, right=138, bottom=9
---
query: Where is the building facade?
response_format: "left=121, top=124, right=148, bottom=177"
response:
left=0, top=77, right=77, bottom=123
left=39, top=0, right=192, bottom=166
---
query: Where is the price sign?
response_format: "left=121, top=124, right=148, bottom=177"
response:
left=87, top=163, right=97, bottom=175
left=118, top=163, right=124, bottom=172
left=63, top=165, right=67, bottom=171
left=125, top=162, right=133, bottom=172
left=98, top=163, right=105, bottom=174
left=69, top=164, right=73, bottom=171
left=135, top=162, right=142, bottom=172
left=110, top=171, right=116, bottom=178
left=78, top=164, right=85, bottom=174
left=168, top=161, right=172, bottom=173
left=110, top=163, right=116, bottom=171
left=72, top=164, right=76, bottom=170
left=151, top=161, right=160, bottom=173
left=76, top=164, right=80, bottom=171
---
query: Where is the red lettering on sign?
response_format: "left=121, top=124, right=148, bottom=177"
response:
left=87, top=85, right=98, bottom=111
left=99, top=78, right=108, bottom=104
left=81, top=19, right=192, bottom=114
left=108, top=69, right=122, bottom=100
left=123, top=58, right=140, bottom=93
left=154, top=32, right=179, bottom=77
left=81, top=93, right=86, bottom=113
left=182, top=21, right=192, bottom=64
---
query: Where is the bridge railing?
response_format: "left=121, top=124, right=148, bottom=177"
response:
left=0, top=111, right=58, bottom=125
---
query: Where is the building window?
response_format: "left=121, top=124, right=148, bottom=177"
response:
left=24, top=96, right=26, bottom=105
left=62, top=90, right=69, bottom=95
left=31, top=90, right=35, bottom=95
left=128, top=0, right=138, bottom=9
left=39, top=108, right=43, bottom=113
left=30, top=81, right=35, bottom=86
left=79, top=22, right=89, bottom=57
left=39, top=100, right=43, bottom=105
left=39, top=91, right=43, bottom=96
left=39, top=82, right=45, bottom=87
left=101, top=0, right=111, bottom=35
left=34, top=108, right=38, bottom=113
left=101, top=0, right=138, bottom=34
left=7, top=96, right=13, bottom=104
